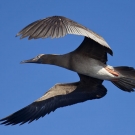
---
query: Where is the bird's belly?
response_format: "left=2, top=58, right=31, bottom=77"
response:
left=86, top=65, right=116, bottom=80
left=72, top=58, right=117, bottom=80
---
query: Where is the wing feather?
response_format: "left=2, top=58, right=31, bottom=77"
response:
left=0, top=76, right=107, bottom=125
left=16, top=16, right=112, bottom=52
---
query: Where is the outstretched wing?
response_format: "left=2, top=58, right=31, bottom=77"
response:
left=16, top=16, right=112, bottom=54
left=0, top=75, right=107, bottom=125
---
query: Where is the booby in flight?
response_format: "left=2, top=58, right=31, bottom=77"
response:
left=1, top=16, right=135, bottom=125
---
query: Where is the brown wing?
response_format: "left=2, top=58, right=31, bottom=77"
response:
left=74, top=37, right=111, bottom=63
left=16, top=16, right=112, bottom=55
left=0, top=74, right=107, bottom=125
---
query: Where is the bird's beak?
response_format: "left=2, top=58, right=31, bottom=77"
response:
left=20, top=57, right=41, bottom=64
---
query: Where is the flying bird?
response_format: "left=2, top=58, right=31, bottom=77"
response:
left=1, top=16, right=135, bottom=126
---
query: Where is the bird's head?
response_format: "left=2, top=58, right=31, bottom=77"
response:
left=21, top=54, right=46, bottom=64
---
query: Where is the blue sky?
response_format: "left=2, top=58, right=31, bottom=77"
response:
left=0, top=0, right=135, bottom=135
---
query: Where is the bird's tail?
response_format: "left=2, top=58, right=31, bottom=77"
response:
left=111, top=66, right=135, bottom=92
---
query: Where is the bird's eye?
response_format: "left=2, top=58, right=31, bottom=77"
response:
left=38, top=54, right=44, bottom=58
left=36, top=55, right=40, bottom=59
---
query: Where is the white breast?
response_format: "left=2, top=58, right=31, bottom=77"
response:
left=72, top=55, right=117, bottom=80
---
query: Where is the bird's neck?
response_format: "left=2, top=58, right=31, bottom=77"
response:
left=42, top=53, right=72, bottom=70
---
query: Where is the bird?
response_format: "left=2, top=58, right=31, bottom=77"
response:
left=1, top=16, right=135, bottom=126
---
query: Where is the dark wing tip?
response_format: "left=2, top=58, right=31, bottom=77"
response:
left=107, top=47, right=113, bottom=56
left=0, top=99, right=58, bottom=126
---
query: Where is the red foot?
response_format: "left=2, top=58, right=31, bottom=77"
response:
left=105, top=67, right=119, bottom=76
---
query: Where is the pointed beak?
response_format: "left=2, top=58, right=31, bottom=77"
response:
left=20, top=57, right=41, bottom=64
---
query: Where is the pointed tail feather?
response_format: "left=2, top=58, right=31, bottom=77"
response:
left=111, top=66, right=135, bottom=92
